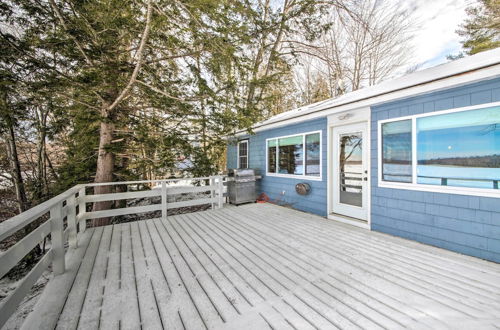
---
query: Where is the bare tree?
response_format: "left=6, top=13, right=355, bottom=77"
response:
left=294, top=0, right=413, bottom=103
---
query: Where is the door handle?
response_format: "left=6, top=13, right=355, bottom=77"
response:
left=363, top=177, right=368, bottom=181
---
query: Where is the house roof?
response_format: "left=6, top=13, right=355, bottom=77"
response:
left=239, top=48, right=500, bottom=134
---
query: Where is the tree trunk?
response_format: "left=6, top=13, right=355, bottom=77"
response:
left=92, top=116, right=115, bottom=226
left=6, top=125, right=29, bottom=213
left=35, top=109, right=48, bottom=200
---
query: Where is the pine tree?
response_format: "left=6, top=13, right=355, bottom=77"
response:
left=458, top=0, right=500, bottom=54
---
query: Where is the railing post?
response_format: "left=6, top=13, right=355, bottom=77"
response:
left=161, top=181, right=167, bottom=221
left=494, top=180, right=498, bottom=189
left=210, top=176, right=216, bottom=210
left=50, top=202, right=65, bottom=275
left=217, top=176, right=224, bottom=209
left=67, top=194, right=78, bottom=248
left=78, top=187, right=86, bottom=233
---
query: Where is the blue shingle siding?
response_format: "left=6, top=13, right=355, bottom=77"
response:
left=371, top=77, right=500, bottom=263
left=226, top=117, right=328, bottom=216
left=226, top=141, right=238, bottom=170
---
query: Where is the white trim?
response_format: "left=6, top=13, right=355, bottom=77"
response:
left=330, top=122, right=370, bottom=222
left=377, top=101, right=500, bottom=198
left=265, top=130, right=322, bottom=181
left=327, top=108, right=371, bottom=229
left=237, top=139, right=249, bottom=169
left=327, top=123, right=332, bottom=218
left=235, top=57, right=500, bottom=135
left=328, top=213, right=370, bottom=229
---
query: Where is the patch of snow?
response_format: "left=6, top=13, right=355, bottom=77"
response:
left=1, top=271, right=52, bottom=330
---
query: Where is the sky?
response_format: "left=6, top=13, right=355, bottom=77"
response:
left=404, top=0, right=476, bottom=70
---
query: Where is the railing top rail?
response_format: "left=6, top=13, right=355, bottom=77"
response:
left=0, top=176, right=227, bottom=242
left=0, top=185, right=82, bottom=242
left=82, top=176, right=224, bottom=187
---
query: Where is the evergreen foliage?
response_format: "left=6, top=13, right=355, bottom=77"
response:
left=458, top=0, right=500, bottom=55
left=1, top=0, right=329, bottom=212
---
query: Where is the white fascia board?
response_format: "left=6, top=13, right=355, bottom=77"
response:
left=234, top=62, right=500, bottom=136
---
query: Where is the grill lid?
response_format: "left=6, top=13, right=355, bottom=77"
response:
left=228, top=168, right=256, bottom=181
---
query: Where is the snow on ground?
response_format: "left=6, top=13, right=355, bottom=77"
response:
left=0, top=271, right=52, bottom=330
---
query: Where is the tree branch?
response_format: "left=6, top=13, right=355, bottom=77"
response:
left=107, top=0, right=153, bottom=113
left=48, top=0, right=93, bottom=66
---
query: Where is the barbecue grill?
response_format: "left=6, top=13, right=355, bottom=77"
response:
left=227, top=168, right=259, bottom=205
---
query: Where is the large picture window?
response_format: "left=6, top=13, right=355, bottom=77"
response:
left=267, top=131, right=322, bottom=179
left=379, top=103, right=500, bottom=197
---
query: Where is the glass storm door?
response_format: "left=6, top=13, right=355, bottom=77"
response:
left=332, top=122, right=368, bottom=221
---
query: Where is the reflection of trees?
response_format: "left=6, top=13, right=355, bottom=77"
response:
left=480, top=123, right=499, bottom=135
left=383, top=133, right=411, bottom=163
left=268, top=146, right=277, bottom=172
left=279, top=144, right=302, bottom=174
left=340, top=134, right=362, bottom=192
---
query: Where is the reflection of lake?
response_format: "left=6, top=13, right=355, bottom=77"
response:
left=382, top=164, right=412, bottom=182
left=418, top=165, right=499, bottom=189
left=383, top=164, right=500, bottom=189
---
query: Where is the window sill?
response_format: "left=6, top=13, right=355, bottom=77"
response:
left=378, top=181, right=500, bottom=199
left=266, top=173, right=323, bottom=181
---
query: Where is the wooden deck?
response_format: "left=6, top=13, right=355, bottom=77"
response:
left=24, top=203, right=500, bottom=329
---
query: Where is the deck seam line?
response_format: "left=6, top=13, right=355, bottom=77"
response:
left=190, top=212, right=355, bottom=329
left=247, top=207, right=500, bottom=297
left=53, top=228, right=96, bottom=328
left=250, top=205, right=500, bottom=276
left=173, top=215, right=266, bottom=303
left=75, top=226, right=105, bottom=329
left=97, top=224, right=115, bottom=330
left=189, top=212, right=292, bottom=293
left=170, top=215, right=254, bottom=307
left=159, top=217, right=227, bottom=323
left=129, top=222, right=142, bottom=329
left=214, top=209, right=413, bottom=326
left=185, top=213, right=280, bottom=297
left=240, top=208, right=489, bottom=317
left=226, top=209, right=454, bottom=326
left=142, top=219, right=171, bottom=293
left=151, top=219, right=208, bottom=330
left=289, top=293, right=344, bottom=330
left=202, top=211, right=308, bottom=284
left=167, top=216, right=243, bottom=314
left=206, top=211, right=405, bottom=328
left=214, top=210, right=407, bottom=328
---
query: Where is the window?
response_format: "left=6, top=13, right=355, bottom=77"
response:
left=238, top=140, right=248, bottom=169
left=305, top=133, right=321, bottom=175
left=267, top=131, right=321, bottom=179
left=381, top=120, right=412, bottom=183
left=379, top=103, right=500, bottom=197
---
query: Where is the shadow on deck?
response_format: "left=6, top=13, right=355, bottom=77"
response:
left=23, top=203, right=500, bottom=329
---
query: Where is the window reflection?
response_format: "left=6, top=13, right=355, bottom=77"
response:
left=306, top=133, right=320, bottom=176
left=381, top=120, right=412, bottom=182
left=279, top=135, right=303, bottom=175
left=417, top=107, right=500, bottom=189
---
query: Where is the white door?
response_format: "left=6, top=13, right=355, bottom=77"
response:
left=332, top=122, right=369, bottom=221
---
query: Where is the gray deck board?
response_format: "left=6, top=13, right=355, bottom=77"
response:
left=27, top=203, right=500, bottom=329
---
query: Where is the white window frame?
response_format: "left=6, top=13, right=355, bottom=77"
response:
left=266, top=130, right=322, bottom=181
left=377, top=101, right=500, bottom=198
left=237, top=140, right=249, bottom=169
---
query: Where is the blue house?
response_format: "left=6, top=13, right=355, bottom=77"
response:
left=227, top=48, right=500, bottom=263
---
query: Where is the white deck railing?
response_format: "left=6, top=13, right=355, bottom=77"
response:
left=0, top=176, right=225, bottom=327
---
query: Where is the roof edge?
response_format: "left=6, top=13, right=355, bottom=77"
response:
left=236, top=48, right=500, bottom=135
